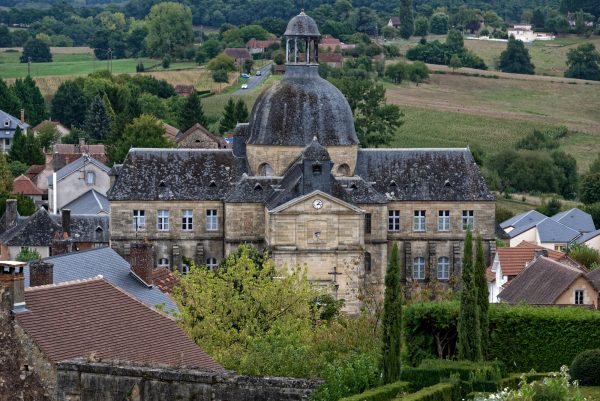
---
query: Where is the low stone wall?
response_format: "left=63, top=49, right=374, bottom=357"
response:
left=56, top=359, right=322, bottom=401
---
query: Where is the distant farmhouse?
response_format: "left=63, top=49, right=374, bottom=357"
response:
left=247, top=37, right=280, bottom=54
left=388, top=16, right=401, bottom=28
left=507, top=24, right=554, bottom=43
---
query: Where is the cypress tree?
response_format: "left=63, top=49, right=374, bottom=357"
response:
left=235, top=99, right=249, bottom=123
left=382, top=242, right=402, bottom=383
left=457, top=230, right=482, bottom=361
left=475, top=233, right=489, bottom=357
left=398, top=0, right=414, bottom=39
left=178, top=92, right=207, bottom=133
left=219, top=98, right=237, bottom=134
left=84, top=94, right=113, bottom=143
left=0, top=79, right=21, bottom=117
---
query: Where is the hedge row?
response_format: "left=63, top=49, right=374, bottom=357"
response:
left=394, top=383, right=453, bottom=401
left=404, top=302, right=600, bottom=372
left=497, top=372, right=549, bottom=390
left=339, top=381, right=411, bottom=401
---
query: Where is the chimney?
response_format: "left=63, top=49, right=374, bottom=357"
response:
left=0, top=261, right=27, bottom=313
left=51, top=230, right=72, bottom=256
left=534, top=249, right=548, bottom=259
left=130, top=241, right=154, bottom=287
left=20, top=109, right=24, bottom=124
left=61, top=209, right=71, bottom=237
left=29, top=260, right=54, bottom=287
left=5, top=199, right=18, bottom=229
left=78, top=137, right=86, bottom=153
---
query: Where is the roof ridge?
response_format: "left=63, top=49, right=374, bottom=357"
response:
left=42, top=246, right=111, bottom=261
left=108, top=274, right=178, bottom=320
left=25, top=275, right=105, bottom=292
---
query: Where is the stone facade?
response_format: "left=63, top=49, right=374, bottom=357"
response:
left=55, top=360, right=321, bottom=401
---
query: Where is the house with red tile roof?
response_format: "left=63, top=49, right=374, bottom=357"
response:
left=11, top=175, right=45, bottom=206
left=487, top=241, right=584, bottom=303
left=224, top=48, right=252, bottom=63
left=174, top=85, right=195, bottom=97
left=247, top=37, right=279, bottom=54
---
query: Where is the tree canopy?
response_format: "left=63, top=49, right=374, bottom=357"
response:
left=20, top=37, right=52, bottom=62
left=564, top=43, right=600, bottom=81
left=499, top=36, right=535, bottom=74
left=109, top=114, right=175, bottom=163
left=144, top=2, right=194, bottom=57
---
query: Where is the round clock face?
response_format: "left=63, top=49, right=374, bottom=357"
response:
left=312, top=199, right=323, bottom=209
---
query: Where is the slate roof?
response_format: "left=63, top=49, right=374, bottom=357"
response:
left=389, top=16, right=401, bottom=25
left=551, top=208, right=596, bottom=233
left=500, top=210, right=547, bottom=230
left=355, top=149, right=494, bottom=202
left=16, top=277, right=222, bottom=369
left=507, top=217, right=581, bottom=243
left=61, top=189, right=109, bottom=215
left=12, top=175, right=45, bottom=196
left=247, top=65, right=358, bottom=147
left=23, top=247, right=177, bottom=312
left=498, top=256, right=593, bottom=305
left=0, top=109, right=29, bottom=132
left=0, top=208, right=109, bottom=246
left=576, top=229, right=600, bottom=245
left=48, top=155, right=110, bottom=187
left=285, top=11, right=320, bottom=37
left=108, top=149, right=239, bottom=202
left=303, top=137, right=331, bottom=161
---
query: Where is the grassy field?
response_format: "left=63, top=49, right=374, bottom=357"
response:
left=390, top=34, right=600, bottom=77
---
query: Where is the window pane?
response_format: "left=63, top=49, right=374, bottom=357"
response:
left=182, top=209, right=193, bottom=230
left=437, top=257, right=449, bottom=280
left=413, top=257, right=425, bottom=279
left=388, top=210, right=400, bottom=231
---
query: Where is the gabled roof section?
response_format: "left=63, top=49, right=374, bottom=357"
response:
left=500, top=210, right=547, bottom=230
left=269, top=189, right=364, bottom=214
left=576, top=229, right=600, bottom=244
left=49, top=155, right=110, bottom=186
left=176, top=123, right=228, bottom=148
left=163, top=122, right=180, bottom=139
left=24, top=247, right=177, bottom=312
left=12, top=175, right=45, bottom=196
left=356, top=148, right=494, bottom=202
left=16, top=277, right=222, bottom=369
left=61, top=189, right=109, bottom=215
left=0, top=109, right=28, bottom=130
left=551, top=208, right=596, bottom=233
left=537, top=218, right=581, bottom=243
left=108, top=148, right=238, bottom=202
left=498, top=256, right=589, bottom=305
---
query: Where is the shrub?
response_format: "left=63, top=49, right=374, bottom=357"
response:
left=401, top=383, right=453, bottom=401
left=162, top=55, right=171, bottom=69
left=570, top=349, right=600, bottom=385
left=567, top=244, right=600, bottom=270
left=338, top=380, right=410, bottom=401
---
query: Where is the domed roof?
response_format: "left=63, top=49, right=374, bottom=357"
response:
left=303, top=137, right=331, bottom=161
left=284, top=11, right=320, bottom=37
left=246, top=65, right=358, bottom=147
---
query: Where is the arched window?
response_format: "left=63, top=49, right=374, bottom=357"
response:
left=206, top=257, right=218, bottom=270
left=413, top=257, right=425, bottom=280
left=258, top=163, right=274, bottom=176
left=437, top=257, right=450, bottom=280
left=337, top=163, right=350, bottom=176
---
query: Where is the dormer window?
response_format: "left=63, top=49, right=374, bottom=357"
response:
left=312, top=164, right=322, bottom=176
left=158, top=180, right=166, bottom=188
left=209, top=180, right=217, bottom=188
left=389, top=180, right=397, bottom=187
left=3, top=120, right=9, bottom=127
left=254, top=183, right=263, bottom=191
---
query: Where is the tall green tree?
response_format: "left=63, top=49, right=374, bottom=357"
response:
left=235, top=99, right=249, bottom=123
left=430, top=12, right=449, bottom=34
left=11, top=76, right=47, bottom=126
left=51, top=80, right=87, bottom=128
left=0, top=79, right=21, bottom=117
left=564, top=43, right=600, bottom=81
left=382, top=242, right=402, bottom=383
left=219, top=98, right=237, bottom=134
left=580, top=173, right=600, bottom=204
left=144, top=2, right=193, bottom=57
left=499, top=36, right=535, bottom=74
left=20, top=38, right=52, bottom=63
left=414, top=16, right=429, bottom=37
left=84, top=93, right=114, bottom=143
left=109, top=114, right=175, bottom=163
left=457, top=230, right=482, bottom=362
left=178, top=92, right=208, bottom=132
left=397, top=0, right=414, bottom=39
left=474, top=234, right=489, bottom=356
left=0, top=152, right=13, bottom=194
left=9, top=128, right=44, bottom=166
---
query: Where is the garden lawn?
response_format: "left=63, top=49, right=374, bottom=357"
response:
left=578, top=386, right=600, bottom=399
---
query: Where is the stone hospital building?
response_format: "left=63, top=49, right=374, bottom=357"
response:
left=108, top=12, right=495, bottom=312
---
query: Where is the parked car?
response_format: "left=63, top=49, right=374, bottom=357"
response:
left=256, top=70, right=262, bottom=76
left=241, top=84, right=248, bottom=89
left=241, top=73, right=250, bottom=78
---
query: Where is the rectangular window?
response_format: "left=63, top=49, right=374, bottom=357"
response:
left=388, top=210, right=400, bottom=231
left=365, top=213, right=372, bottom=234
left=575, top=290, right=584, bottom=305
left=5, top=139, right=10, bottom=147
left=3, top=120, right=9, bottom=127
left=437, top=257, right=450, bottom=280
left=438, top=210, right=450, bottom=231
left=158, top=258, right=169, bottom=268
left=157, top=210, right=169, bottom=231
left=132, top=210, right=145, bottom=231
left=364, top=252, right=371, bottom=273
left=86, top=171, right=95, bottom=185
left=462, top=210, right=475, bottom=231
left=413, top=257, right=425, bottom=280
left=413, top=210, right=426, bottom=232
left=206, top=209, right=218, bottom=231
left=182, top=209, right=193, bottom=231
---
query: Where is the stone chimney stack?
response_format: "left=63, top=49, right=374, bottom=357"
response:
left=0, top=261, right=27, bottom=312
left=29, top=260, right=54, bottom=287
left=130, top=241, right=154, bottom=287
left=20, top=109, right=24, bottom=124
left=5, top=199, right=18, bottom=229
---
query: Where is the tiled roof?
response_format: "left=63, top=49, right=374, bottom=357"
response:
left=152, top=267, right=180, bottom=295
left=11, top=175, right=45, bottom=196
left=176, top=123, right=229, bottom=148
left=498, top=256, right=590, bottom=305
left=61, top=189, right=109, bottom=215
left=48, top=155, right=110, bottom=187
left=53, top=143, right=106, bottom=155
left=319, top=53, right=343, bottom=63
left=551, top=208, right=596, bottom=233
left=163, top=123, right=180, bottom=139
left=577, top=229, right=600, bottom=244
left=224, top=48, right=251, bottom=59
left=500, top=210, right=547, bottom=229
left=24, top=247, right=177, bottom=312
left=496, top=241, right=566, bottom=276
left=32, top=120, right=68, bottom=133
left=16, top=277, right=223, bottom=370
left=246, top=38, right=279, bottom=49
left=355, top=149, right=495, bottom=202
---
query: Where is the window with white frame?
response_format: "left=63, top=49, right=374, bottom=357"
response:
left=132, top=210, right=145, bottom=231
left=86, top=171, right=95, bottom=185
left=388, top=210, right=400, bottom=231
left=413, top=210, right=426, bottom=231
left=206, top=258, right=218, bottom=270
left=158, top=258, right=169, bottom=268
left=437, top=257, right=450, bottom=280
left=206, top=209, right=218, bottom=231
left=3, top=120, right=9, bottom=127
left=462, top=210, right=474, bottom=231
left=157, top=210, right=169, bottom=231
left=575, top=290, right=584, bottom=305
left=413, top=257, right=425, bottom=280
left=181, top=209, right=193, bottom=230
left=438, top=210, right=450, bottom=231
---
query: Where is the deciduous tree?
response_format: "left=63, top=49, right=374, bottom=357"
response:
left=9, top=127, right=44, bottom=166
left=20, top=38, right=52, bottom=63
left=430, top=13, right=449, bottom=34
left=382, top=242, right=402, bottom=383
left=144, top=2, right=193, bottom=57
left=499, top=36, right=535, bottom=74
left=564, top=43, right=600, bottom=81
left=414, top=16, right=429, bottom=37
left=51, top=80, right=87, bottom=128
left=397, top=0, right=414, bottom=39
left=580, top=173, right=600, bottom=204
left=109, top=114, right=175, bottom=163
